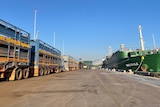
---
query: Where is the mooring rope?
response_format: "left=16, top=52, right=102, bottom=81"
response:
left=135, top=56, right=144, bottom=71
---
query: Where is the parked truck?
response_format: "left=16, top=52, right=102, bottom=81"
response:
left=0, top=19, right=30, bottom=80
left=63, top=55, right=79, bottom=71
left=30, top=39, right=63, bottom=77
left=0, top=19, right=64, bottom=81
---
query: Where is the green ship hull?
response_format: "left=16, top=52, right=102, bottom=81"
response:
left=102, top=50, right=160, bottom=72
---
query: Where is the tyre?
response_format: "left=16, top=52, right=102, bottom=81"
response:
left=55, top=69, right=59, bottom=73
left=15, top=68, right=23, bottom=80
left=39, top=68, right=44, bottom=76
left=22, top=68, right=29, bottom=79
left=44, top=68, right=48, bottom=75
left=47, top=69, right=51, bottom=75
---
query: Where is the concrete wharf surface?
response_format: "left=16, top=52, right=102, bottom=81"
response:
left=0, top=69, right=160, bottom=107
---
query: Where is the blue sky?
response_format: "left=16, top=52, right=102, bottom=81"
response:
left=0, top=0, right=160, bottom=61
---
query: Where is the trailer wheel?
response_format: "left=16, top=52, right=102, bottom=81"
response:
left=47, top=69, right=51, bottom=75
left=15, top=68, right=22, bottom=80
left=39, top=68, right=44, bottom=76
left=23, top=68, right=29, bottom=79
left=44, top=69, right=48, bottom=75
left=55, top=69, right=59, bottom=73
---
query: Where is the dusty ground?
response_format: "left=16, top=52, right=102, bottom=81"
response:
left=0, top=69, right=160, bottom=107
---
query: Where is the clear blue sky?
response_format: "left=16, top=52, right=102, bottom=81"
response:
left=0, top=0, right=160, bottom=61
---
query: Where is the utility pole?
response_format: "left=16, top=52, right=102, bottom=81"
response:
left=152, top=33, right=156, bottom=50
left=34, top=10, right=37, bottom=40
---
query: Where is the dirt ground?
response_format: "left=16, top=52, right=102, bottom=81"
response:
left=0, top=69, right=160, bottom=107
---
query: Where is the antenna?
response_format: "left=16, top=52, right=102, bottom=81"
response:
left=152, top=33, right=156, bottom=49
left=138, top=25, right=145, bottom=50
left=34, top=10, right=37, bottom=40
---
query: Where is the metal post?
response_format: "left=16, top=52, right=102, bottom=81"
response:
left=34, top=10, right=37, bottom=40
left=138, top=25, right=145, bottom=51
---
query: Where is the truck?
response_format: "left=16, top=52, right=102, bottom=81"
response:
left=83, top=61, right=93, bottom=69
left=0, top=19, right=63, bottom=80
left=30, top=39, right=63, bottom=77
left=63, top=55, right=79, bottom=71
left=0, top=19, right=30, bottom=80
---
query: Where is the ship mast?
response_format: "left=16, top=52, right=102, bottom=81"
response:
left=138, top=25, right=145, bottom=51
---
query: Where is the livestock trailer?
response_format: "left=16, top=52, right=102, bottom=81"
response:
left=63, top=55, right=79, bottom=71
left=0, top=19, right=30, bottom=80
left=30, top=39, right=63, bottom=76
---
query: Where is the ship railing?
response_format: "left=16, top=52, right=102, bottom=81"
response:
left=119, top=46, right=160, bottom=52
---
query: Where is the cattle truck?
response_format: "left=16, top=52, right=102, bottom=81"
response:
left=0, top=19, right=30, bottom=80
left=63, top=55, right=79, bottom=71
left=30, top=39, right=63, bottom=77
left=0, top=19, right=63, bottom=81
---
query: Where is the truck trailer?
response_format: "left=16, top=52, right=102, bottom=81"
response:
left=0, top=19, right=64, bottom=81
left=63, top=55, right=79, bottom=71
left=0, top=19, right=30, bottom=80
left=30, top=39, right=63, bottom=77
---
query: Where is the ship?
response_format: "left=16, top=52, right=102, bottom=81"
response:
left=102, top=25, right=160, bottom=73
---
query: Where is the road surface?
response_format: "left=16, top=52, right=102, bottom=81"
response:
left=0, top=69, right=160, bottom=107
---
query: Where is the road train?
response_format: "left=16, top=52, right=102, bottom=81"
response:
left=63, top=55, right=79, bottom=71
left=0, top=19, right=79, bottom=81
